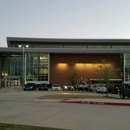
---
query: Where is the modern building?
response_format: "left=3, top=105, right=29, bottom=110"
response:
left=0, top=37, right=130, bottom=87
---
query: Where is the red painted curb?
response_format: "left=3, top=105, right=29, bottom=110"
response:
left=59, top=100, right=130, bottom=106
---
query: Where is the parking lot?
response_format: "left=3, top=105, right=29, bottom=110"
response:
left=0, top=90, right=130, bottom=130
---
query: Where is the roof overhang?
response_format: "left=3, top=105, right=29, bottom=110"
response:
left=0, top=47, right=130, bottom=54
left=7, top=37, right=130, bottom=47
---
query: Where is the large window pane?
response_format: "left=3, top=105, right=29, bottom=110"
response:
left=25, top=53, right=49, bottom=82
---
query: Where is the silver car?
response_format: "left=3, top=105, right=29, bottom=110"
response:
left=51, top=84, right=61, bottom=91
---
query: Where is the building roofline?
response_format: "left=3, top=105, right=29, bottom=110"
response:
left=7, top=37, right=130, bottom=42
left=7, top=37, right=130, bottom=47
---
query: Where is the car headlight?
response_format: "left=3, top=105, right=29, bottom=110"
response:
left=65, top=86, right=67, bottom=89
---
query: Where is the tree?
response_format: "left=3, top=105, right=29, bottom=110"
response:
left=68, top=72, right=80, bottom=90
left=94, top=59, right=120, bottom=96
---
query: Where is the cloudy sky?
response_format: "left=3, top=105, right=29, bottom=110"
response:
left=0, top=0, right=130, bottom=47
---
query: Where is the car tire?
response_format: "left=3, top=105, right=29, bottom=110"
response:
left=120, top=93, right=125, bottom=99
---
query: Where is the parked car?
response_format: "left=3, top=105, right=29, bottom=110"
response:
left=118, top=84, right=130, bottom=99
left=88, top=85, right=97, bottom=92
left=51, top=84, right=61, bottom=91
left=96, top=85, right=107, bottom=93
left=63, top=83, right=74, bottom=91
left=113, top=84, right=125, bottom=94
left=23, top=83, right=37, bottom=91
left=38, top=83, right=48, bottom=91
left=75, top=82, right=88, bottom=91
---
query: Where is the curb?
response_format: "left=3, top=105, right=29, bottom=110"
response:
left=58, top=100, right=130, bottom=106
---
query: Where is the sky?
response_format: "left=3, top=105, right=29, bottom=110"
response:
left=0, top=0, right=130, bottom=47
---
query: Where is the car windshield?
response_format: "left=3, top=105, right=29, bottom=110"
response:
left=65, top=84, right=72, bottom=86
left=78, top=82, right=85, bottom=85
left=40, top=84, right=47, bottom=87
left=25, top=83, right=34, bottom=86
left=98, top=86, right=105, bottom=87
left=53, top=84, right=59, bottom=87
left=117, top=85, right=124, bottom=87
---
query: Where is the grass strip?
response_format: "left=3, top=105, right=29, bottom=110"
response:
left=0, top=123, right=65, bottom=130
left=39, top=94, right=119, bottom=99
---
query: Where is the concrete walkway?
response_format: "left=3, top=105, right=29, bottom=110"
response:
left=0, top=89, right=130, bottom=130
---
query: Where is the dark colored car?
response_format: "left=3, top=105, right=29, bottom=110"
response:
left=108, top=84, right=125, bottom=94
left=113, top=84, right=125, bottom=94
left=38, top=83, right=48, bottom=91
left=119, top=84, right=130, bottom=99
left=63, top=83, right=74, bottom=91
left=23, top=83, right=37, bottom=91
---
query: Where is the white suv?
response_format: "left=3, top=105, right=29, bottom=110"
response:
left=96, top=85, right=107, bottom=93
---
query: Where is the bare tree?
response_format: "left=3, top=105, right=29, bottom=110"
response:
left=94, top=59, right=120, bottom=96
left=68, top=72, right=80, bottom=90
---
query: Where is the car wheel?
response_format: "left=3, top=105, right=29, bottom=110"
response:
left=120, top=93, right=125, bottom=99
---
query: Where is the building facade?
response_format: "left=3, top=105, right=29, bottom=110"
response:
left=0, top=37, right=130, bottom=87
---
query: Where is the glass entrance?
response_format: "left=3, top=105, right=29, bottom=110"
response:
left=4, top=76, right=20, bottom=87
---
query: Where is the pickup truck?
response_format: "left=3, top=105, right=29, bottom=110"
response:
left=118, top=84, right=130, bottom=99
left=75, top=82, right=88, bottom=91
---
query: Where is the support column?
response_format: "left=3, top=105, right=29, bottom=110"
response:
left=0, top=55, right=2, bottom=87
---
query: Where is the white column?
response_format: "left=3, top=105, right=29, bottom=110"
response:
left=23, top=46, right=24, bottom=85
left=123, top=53, right=126, bottom=83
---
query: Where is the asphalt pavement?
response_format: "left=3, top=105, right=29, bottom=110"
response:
left=0, top=87, right=130, bottom=130
left=0, top=87, right=130, bottom=106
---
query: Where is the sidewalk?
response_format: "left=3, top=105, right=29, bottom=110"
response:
left=0, top=87, right=23, bottom=92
